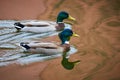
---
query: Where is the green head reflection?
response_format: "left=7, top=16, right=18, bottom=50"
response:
left=61, top=52, right=80, bottom=70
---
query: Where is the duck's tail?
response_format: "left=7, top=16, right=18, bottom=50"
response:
left=14, top=22, right=25, bottom=31
left=20, top=42, right=30, bottom=49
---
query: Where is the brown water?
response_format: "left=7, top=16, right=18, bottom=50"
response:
left=0, top=0, right=120, bottom=80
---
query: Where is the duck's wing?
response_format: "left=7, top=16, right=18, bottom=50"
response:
left=22, top=21, right=56, bottom=27
left=21, top=42, right=64, bottom=54
left=27, top=42, right=59, bottom=49
left=21, top=25, right=56, bottom=33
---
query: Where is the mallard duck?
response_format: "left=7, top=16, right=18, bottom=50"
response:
left=14, top=11, right=75, bottom=33
left=61, top=52, right=80, bottom=70
left=20, top=29, right=79, bottom=55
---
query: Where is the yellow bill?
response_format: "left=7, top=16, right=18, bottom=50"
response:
left=68, top=15, right=76, bottom=21
left=72, top=33, right=79, bottom=37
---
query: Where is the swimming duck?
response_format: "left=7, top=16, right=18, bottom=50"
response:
left=61, top=52, right=80, bottom=70
left=20, top=29, right=79, bottom=55
left=14, top=11, right=75, bottom=33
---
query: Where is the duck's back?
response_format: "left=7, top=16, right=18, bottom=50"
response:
left=21, top=25, right=56, bottom=33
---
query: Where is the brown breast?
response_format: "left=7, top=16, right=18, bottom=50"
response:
left=55, top=23, right=65, bottom=31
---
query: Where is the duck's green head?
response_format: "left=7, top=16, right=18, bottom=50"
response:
left=58, top=29, right=79, bottom=45
left=57, top=11, right=75, bottom=23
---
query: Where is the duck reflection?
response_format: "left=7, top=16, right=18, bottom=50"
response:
left=61, top=52, right=80, bottom=70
